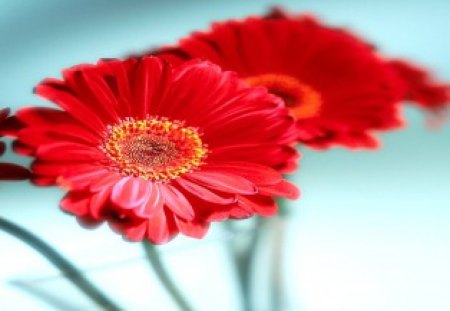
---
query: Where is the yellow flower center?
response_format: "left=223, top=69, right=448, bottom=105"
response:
left=101, top=117, right=208, bottom=182
left=245, top=73, right=322, bottom=119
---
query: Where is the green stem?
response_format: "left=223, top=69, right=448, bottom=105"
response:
left=142, top=241, right=194, bottom=311
left=0, top=217, right=122, bottom=311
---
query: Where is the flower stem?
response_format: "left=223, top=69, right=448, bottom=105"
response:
left=270, top=198, right=290, bottom=311
left=142, top=241, right=194, bottom=311
left=0, top=217, right=122, bottom=311
left=270, top=216, right=286, bottom=311
left=225, top=217, right=265, bottom=311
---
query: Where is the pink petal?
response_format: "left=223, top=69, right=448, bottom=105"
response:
left=176, top=178, right=236, bottom=204
left=160, top=184, right=195, bottom=220
left=134, top=183, right=164, bottom=218
left=185, top=171, right=257, bottom=195
left=111, top=177, right=150, bottom=209
left=146, top=209, right=175, bottom=244
left=90, top=173, right=121, bottom=192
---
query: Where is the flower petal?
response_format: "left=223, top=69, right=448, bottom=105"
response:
left=259, top=180, right=300, bottom=200
left=160, top=184, right=195, bottom=220
left=237, top=195, right=277, bottom=217
left=146, top=208, right=178, bottom=244
left=176, top=177, right=236, bottom=205
left=134, top=183, right=164, bottom=218
left=111, top=177, right=150, bottom=209
left=185, top=171, right=257, bottom=195
left=60, top=191, right=90, bottom=216
left=0, top=163, right=30, bottom=180
left=203, top=161, right=282, bottom=186
left=174, top=216, right=210, bottom=239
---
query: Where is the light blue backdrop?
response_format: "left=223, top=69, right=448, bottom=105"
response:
left=0, top=1, right=449, bottom=310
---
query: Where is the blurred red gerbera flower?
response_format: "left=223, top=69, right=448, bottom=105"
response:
left=155, top=12, right=409, bottom=149
left=14, top=57, right=299, bottom=243
left=269, top=9, right=450, bottom=109
left=0, top=108, right=29, bottom=180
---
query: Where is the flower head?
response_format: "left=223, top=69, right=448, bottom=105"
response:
left=0, top=108, right=30, bottom=180
left=14, top=57, right=299, bottom=243
left=155, top=11, right=408, bottom=149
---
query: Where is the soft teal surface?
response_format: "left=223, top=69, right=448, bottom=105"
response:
left=1, top=1, right=449, bottom=310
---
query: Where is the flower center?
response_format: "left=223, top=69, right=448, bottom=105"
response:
left=101, top=117, right=208, bottom=182
left=245, top=74, right=321, bottom=119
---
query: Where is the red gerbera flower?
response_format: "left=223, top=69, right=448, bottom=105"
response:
left=14, top=57, right=299, bottom=243
left=0, top=108, right=30, bottom=180
left=154, top=11, right=407, bottom=149
left=269, top=9, right=450, bottom=121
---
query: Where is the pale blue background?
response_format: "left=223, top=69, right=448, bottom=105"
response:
left=0, top=1, right=449, bottom=310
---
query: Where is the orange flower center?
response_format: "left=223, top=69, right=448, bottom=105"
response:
left=245, top=74, right=321, bottom=119
left=101, top=117, right=208, bottom=182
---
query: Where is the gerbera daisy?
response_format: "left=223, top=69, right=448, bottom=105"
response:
left=0, top=108, right=29, bottom=180
left=154, top=11, right=409, bottom=149
left=14, top=57, right=299, bottom=243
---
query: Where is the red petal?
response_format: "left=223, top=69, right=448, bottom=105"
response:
left=60, top=191, right=90, bottom=216
left=160, top=184, right=195, bottom=220
left=32, top=176, right=57, bottom=186
left=259, top=180, right=300, bottom=200
left=123, top=221, right=148, bottom=242
left=0, top=163, right=30, bottom=180
left=89, top=188, right=110, bottom=219
left=186, top=171, right=257, bottom=195
left=90, top=172, right=121, bottom=192
left=389, top=59, right=450, bottom=109
left=146, top=208, right=177, bottom=244
left=35, top=80, right=105, bottom=133
left=176, top=177, right=236, bottom=205
left=237, top=195, right=277, bottom=217
left=174, top=217, right=210, bottom=239
left=0, top=116, right=24, bottom=136
left=203, top=161, right=282, bottom=186
left=131, top=57, right=172, bottom=118
left=229, top=206, right=253, bottom=219
left=37, top=142, right=101, bottom=162
left=64, top=68, right=119, bottom=123
left=12, top=140, right=35, bottom=155
left=98, top=59, right=134, bottom=117
left=58, top=165, right=108, bottom=190
left=16, top=107, right=74, bottom=127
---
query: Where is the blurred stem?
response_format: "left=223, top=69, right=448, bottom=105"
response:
left=270, top=215, right=286, bottom=311
left=270, top=199, right=290, bottom=311
left=142, top=241, right=193, bottom=311
left=0, top=217, right=122, bottom=311
left=226, top=217, right=266, bottom=311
